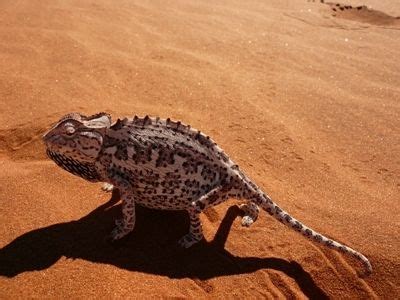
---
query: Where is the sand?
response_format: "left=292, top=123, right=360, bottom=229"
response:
left=0, top=0, right=399, bottom=298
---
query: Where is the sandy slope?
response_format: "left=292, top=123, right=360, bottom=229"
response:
left=0, top=0, right=399, bottom=298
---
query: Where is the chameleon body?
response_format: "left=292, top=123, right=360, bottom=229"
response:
left=43, top=112, right=372, bottom=274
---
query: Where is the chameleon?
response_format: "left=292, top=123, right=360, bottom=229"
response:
left=43, top=112, right=372, bottom=275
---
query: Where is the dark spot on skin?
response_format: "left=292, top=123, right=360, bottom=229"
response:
left=325, top=240, right=334, bottom=248
left=314, top=234, right=323, bottom=242
left=293, top=221, right=302, bottom=231
left=197, top=202, right=205, bottom=210
left=266, top=207, right=273, bottom=215
left=284, top=214, right=292, bottom=222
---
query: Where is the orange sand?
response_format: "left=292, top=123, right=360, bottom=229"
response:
left=0, top=0, right=399, bottom=298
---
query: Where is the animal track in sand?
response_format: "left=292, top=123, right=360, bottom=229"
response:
left=326, top=2, right=400, bottom=27
left=192, top=278, right=214, bottom=293
left=0, top=124, right=47, bottom=160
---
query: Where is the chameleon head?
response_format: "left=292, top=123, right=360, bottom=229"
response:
left=43, top=112, right=111, bottom=163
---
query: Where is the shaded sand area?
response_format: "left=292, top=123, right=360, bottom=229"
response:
left=0, top=0, right=399, bottom=298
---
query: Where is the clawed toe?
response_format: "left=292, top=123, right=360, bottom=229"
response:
left=110, top=227, right=124, bottom=241
left=102, top=183, right=114, bottom=192
left=241, top=215, right=255, bottom=227
left=115, top=218, right=123, bottom=227
left=239, top=202, right=259, bottom=227
left=110, top=225, right=133, bottom=241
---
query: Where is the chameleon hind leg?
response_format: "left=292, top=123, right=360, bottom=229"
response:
left=178, top=207, right=204, bottom=248
left=178, top=187, right=224, bottom=248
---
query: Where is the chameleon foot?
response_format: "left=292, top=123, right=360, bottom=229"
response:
left=178, top=233, right=203, bottom=248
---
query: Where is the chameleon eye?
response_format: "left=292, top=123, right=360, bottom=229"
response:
left=65, top=126, right=75, bottom=135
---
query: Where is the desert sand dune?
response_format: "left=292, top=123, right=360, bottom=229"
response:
left=1, top=0, right=399, bottom=298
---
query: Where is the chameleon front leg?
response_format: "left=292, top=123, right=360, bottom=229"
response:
left=108, top=177, right=136, bottom=241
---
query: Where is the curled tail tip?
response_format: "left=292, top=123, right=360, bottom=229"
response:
left=353, top=251, right=372, bottom=276
left=359, top=264, right=372, bottom=278
left=256, top=194, right=373, bottom=276
left=363, top=260, right=373, bottom=276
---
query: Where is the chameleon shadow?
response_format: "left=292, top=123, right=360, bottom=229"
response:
left=0, top=190, right=327, bottom=299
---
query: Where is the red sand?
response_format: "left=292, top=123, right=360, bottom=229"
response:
left=0, top=0, right=399, bottom=298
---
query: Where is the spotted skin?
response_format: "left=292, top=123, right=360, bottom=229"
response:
left=43, top=112, right=372, bottom=275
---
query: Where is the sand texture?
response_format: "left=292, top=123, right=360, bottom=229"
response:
left=0, top=0, right=399, bottom=298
